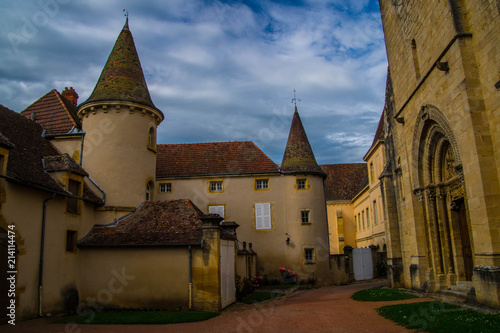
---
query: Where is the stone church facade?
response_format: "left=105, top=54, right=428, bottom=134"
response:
left=379, top=0, right=500, bottom=308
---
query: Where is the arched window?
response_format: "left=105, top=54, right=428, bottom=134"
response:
left=411, top=39, right=421, bottom=79
left=146, top=181, right=154, bottom=201
left=147, top=127, right=156, bottom=150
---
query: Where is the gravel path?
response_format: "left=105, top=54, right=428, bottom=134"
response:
left=3, top=281, right=436, bottom=333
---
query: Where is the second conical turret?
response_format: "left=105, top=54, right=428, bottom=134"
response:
left=281, top=106, right=324, bottom=175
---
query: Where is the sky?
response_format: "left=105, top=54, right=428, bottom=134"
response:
left=0, top=0, right=388, bottom=165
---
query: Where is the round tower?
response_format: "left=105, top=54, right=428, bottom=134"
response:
left=280, top=106, right=330, bottom=285
left=77, top=19, right=164, bottom=210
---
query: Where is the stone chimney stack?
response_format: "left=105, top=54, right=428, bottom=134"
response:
left=62, top=87, right=79, bottom=105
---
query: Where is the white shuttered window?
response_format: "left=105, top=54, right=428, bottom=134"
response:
left=209, top=205, right=225, bottom=221
left=255, top=203, right=271, bottom=230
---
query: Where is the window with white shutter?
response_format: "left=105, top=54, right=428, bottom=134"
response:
left=255, top=203, right=271, bottom=230
left=209, top=205, right=225, bottom=221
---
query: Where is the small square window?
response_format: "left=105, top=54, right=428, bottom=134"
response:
left=66, top=230, right=77, bottom=252
left=255, top=179, right=269, bottom=190
left=305, top=248, right=314, bottom=264
left=210, top=181, right=223, bottom=192
left=301, top=210, right=310, bottom=224
left=297, top=179, right=306, bottom=189
left=160, top=183, right=172, bottom=193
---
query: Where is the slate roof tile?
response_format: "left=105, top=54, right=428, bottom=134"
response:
left=321, top=163, right=368, bottom=201
left=78, top=199, right=207, bottom=246
left=156, top=141, right=279, bottom=177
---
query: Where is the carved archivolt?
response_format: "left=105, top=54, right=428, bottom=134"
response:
left=412, top=104, right=463, bottom=190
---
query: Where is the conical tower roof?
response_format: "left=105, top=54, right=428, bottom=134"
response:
left=79, top=19, right=160, bottom=112
left=281, top=106, right=324, bottom=175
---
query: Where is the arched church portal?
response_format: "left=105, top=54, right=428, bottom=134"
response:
left=412, top=105, right=473, bottom=287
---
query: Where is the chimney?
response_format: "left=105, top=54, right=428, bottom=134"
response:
left=62, top=87, right=79, bottom=105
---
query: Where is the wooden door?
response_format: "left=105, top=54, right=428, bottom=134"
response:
left=220, top=240, right=236, bottom=309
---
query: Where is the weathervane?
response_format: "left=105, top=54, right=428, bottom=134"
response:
left=291, top=89, right=300, bottom=106
left=123, top=9, right=129, bottom=28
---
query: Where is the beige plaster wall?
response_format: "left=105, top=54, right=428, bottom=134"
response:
left=157, top=173, right=331, bottom=285
left=1, top=182, right=96, bottom=319
left=79, top=103, right=159, bottom=208
left=78, top=247, right=191, bottom=310
left=50, top=136, right=82, bottom=164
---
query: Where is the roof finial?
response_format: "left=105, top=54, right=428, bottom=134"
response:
left=123, top=9, right=129, bottom=29
left=291, top=89, right=300, bottom=107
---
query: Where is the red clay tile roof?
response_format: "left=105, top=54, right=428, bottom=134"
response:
left=281, top=107, right=324, bottom=175
left=43, top=154, right=88, bottom=177
left=20, top=89, right=81, bottom=135
left=0, top=105, right=68, bottom=194
left=156, top=141, right=279, bottom=177
left=321, top=163, right=368, bottom=201
left=80, top=20, right=161, bottom=115
left=78, top=199, right=208, bottom=247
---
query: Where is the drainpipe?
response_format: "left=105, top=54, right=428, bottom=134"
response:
left=79, top=131, right=85, bottom=166
left=188, top=245, right=193, bottom=310
left=38, top=193, right=56, bottom=317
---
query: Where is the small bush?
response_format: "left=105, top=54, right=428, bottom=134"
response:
left=236, top=275, right=262, bottom=300
left=280, top=267, right=297, bottom=284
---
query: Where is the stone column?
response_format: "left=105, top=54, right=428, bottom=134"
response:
left=437, top=185, right=456, bottom=284
left=426, top=187, right=444, bottom=274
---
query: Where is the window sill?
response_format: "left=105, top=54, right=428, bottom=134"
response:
left=147, top=146, right=157, bottom=153
left=304, top=261, right=316, bottom=265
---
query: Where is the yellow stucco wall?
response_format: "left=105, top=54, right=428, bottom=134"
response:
left=356, top=142, right=386, bottom=251
left=326, top=201, right=355, bottom=254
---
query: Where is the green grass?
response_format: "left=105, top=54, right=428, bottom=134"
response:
left=351, top=287, right=417, bottom=302
left=378, top=301, right=500, bottom=333
left=55, top=310, right=220, bottom=325
left=240, top=291, right=282, bottom=304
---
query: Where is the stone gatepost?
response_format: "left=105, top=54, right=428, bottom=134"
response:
left=343, top=245, right=354, bottom=282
